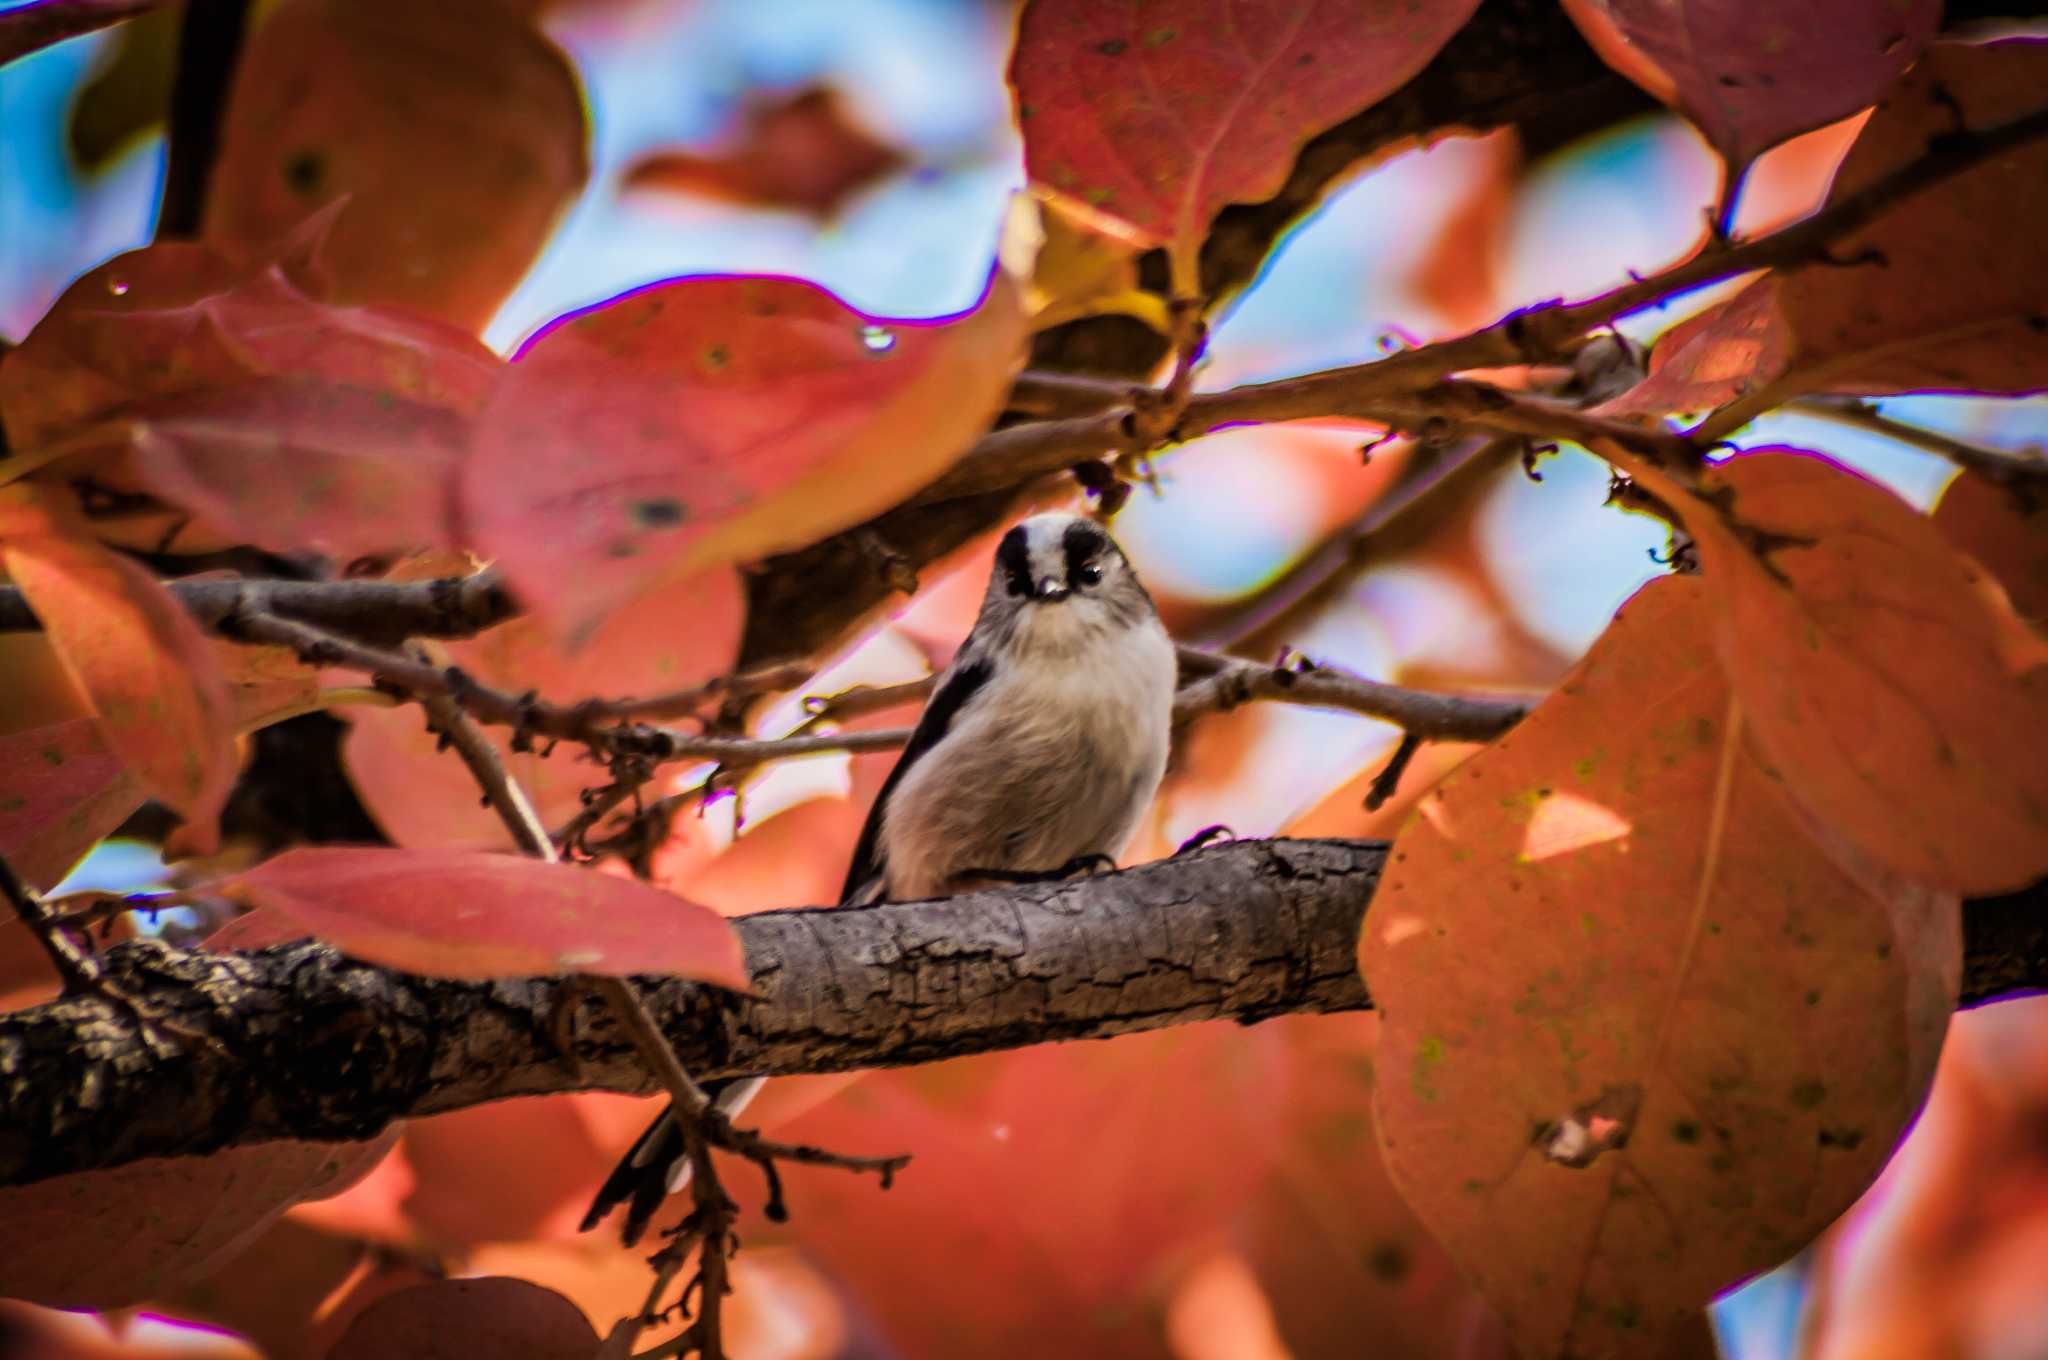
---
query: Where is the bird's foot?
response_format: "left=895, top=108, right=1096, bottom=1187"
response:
left=1173, top=824, right=1236, bottom=855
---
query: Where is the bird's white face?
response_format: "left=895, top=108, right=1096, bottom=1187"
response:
left=982, top=512, right=1156, bottom=657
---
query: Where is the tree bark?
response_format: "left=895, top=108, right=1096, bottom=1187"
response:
left=2, top=838, right=2041, bottom=1188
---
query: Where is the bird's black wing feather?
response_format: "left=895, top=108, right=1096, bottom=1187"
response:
left=838, top=655, right=992, bottom=904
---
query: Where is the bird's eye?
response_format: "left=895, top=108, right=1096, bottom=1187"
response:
left=1076, top=562, right=1103, bottom=587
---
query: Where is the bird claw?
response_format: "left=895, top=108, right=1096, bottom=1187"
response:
left=1174, top=824, right=1236, bottom=855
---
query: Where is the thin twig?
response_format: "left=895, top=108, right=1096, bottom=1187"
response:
left=1784, top=398, right=2048, bottom=483
left=1172, top=653, right=1532, bottom=742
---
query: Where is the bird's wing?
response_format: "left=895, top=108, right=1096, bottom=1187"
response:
left=839, top=654, right=993, bottom=904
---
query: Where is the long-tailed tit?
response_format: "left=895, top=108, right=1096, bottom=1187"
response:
left=583, top=511, right=1177, bottom=1244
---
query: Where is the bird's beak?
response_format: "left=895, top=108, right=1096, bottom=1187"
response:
left=1032, top=576, right=1070, bottom=602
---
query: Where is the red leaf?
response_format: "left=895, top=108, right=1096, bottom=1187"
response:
left=1010, top=0, right=1481, bottom=283
left=1770, top=41, right=2048, bottom=401
left=1595, top=278, right=1790, bottom=420
left=204, top=0, right=589, bottom=332
left=125, top=379, right=469, bottom=558
left=1361, top=574, right=1957, bottom=1359
left=1626, top=448, right=2048, bottom=895
left=326, top=1277, right=598, bottom=1360
left=1560, top=0, right=1937, bottom=170
left=216, top=846, right=749, bottom=988
left=0, top=717, right=144, bottom=892
left=0, top=1133, right=395, bottom=1310
left=0, top=485, right=236, bottom=853
left=0, top=243, right=500, bottom=455
left=625, top=84, right=909, bottom=220
left=462, top=272, right=1022, bottom=639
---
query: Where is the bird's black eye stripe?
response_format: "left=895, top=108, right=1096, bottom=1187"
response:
left=1062, top=518, right=1107, bottom=589
left=996, top=525, right=1032, bottom=598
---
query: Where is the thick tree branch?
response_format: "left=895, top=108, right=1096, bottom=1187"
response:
left=1, top=838, right=2042, bottom=1188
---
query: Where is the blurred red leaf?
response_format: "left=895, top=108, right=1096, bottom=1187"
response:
left=0, top=717, right=145, bottom=892
left=124, top=380, right=469, bottom=559
left=1408, top=132, right=1519, bottom=333
left=776, top=1025, right=1287, bottom=1359
left=1933, top=469, right=2047, bottom=629
left=1632, top=448, right=2048, bottom=894
left=0, top=242, right=500, bottom=454
left=1595, top=278, right=1789, bottom=420
left=1770, top=41, right=2048, bottom=402
left=341, top=563, right=743, bottom=849
left=462, top=272, right=1022, bottom=639
left=398, top=1096, right=612, bottom=1248
left=0, top=1301, right=261, bottom=1360
left=0, top=484, right=235, bottom=854
left=216, top=846, right=749, bottom=987
left=204, top=0, right=589, bottom=332
left=1010, top=0, right=1481, bottom=284
left=326, top=1277, right=598, bottom=1359
left=1362, top=574, right=1958, bottom=1360
left=0, top=1133, right=395, bottom=1310
left=626, top=85, right=908, bottom=219
left=1559, top=0, right=1937, bottom=170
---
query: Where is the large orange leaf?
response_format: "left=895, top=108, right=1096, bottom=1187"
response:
left=1933, top=469, right=2048, bottom=630
left=0, top=1133, right=394, bottom=1310
left=1639, top=449, right=2048, bottom=894
left=461, top=272, right=1022, bottom=639
left=775, top=1025, right=1288, bottom=1359
left=203, top=0, right=589, bottom=332
left=0, top=485, right=235, bottom=853
left=1559, top=0, right=1936, bottom=171
left=1361, top=574, right=1957, bottom=1360
left=341, top=563, right=744, bottom=849
left=326, top=1278, right=598, bottom=1360
left=216, top=846, right=749, bottom=988
left=1009, top=0, right=1481, bottom=286
left=1765, top=41, right=2048, bottom=404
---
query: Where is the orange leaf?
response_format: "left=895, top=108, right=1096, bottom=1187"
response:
left=0, top=717, right=145, bottom=892
left=1010, top=0, right=1481, bottom=286
left=1631, top=448, right=2048, bottom=894
left=0, top=1133, right=395, bottom=1310
left=625, top=84, right=908, bottom=220
left=1933, top=469, right=2048, bottom=630
left=216, top=846, right=749, bottom=988
left=326, top=1278, right=598, bottom=1360
left=203, top=0, right=589, bottom=332
left=0, top=484, right=235, bottom=852
left=1361, top=574, right=1957, bottom=1360
left=462, top=272, right=1022, bottom=639
left=1768, top=41, right=2048, bottom=402
left=1559, top=0, right=1937, bottom=170
left=1595, top=278, right=1790, bottom=421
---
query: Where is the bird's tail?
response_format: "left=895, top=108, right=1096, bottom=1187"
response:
left=580, top=1075, right=766, bottom=1246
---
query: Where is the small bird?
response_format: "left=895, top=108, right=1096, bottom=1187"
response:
left=583, top=511, right=1177, bottom=1244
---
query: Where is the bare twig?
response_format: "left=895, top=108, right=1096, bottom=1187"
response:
left=0, top=852, right=104, bottom=998
left=0, top=570, right=519, bottom=641
left=1784, top=398, right=2048, bottom=483
left=1172, top=653, right=1532, bottom=742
